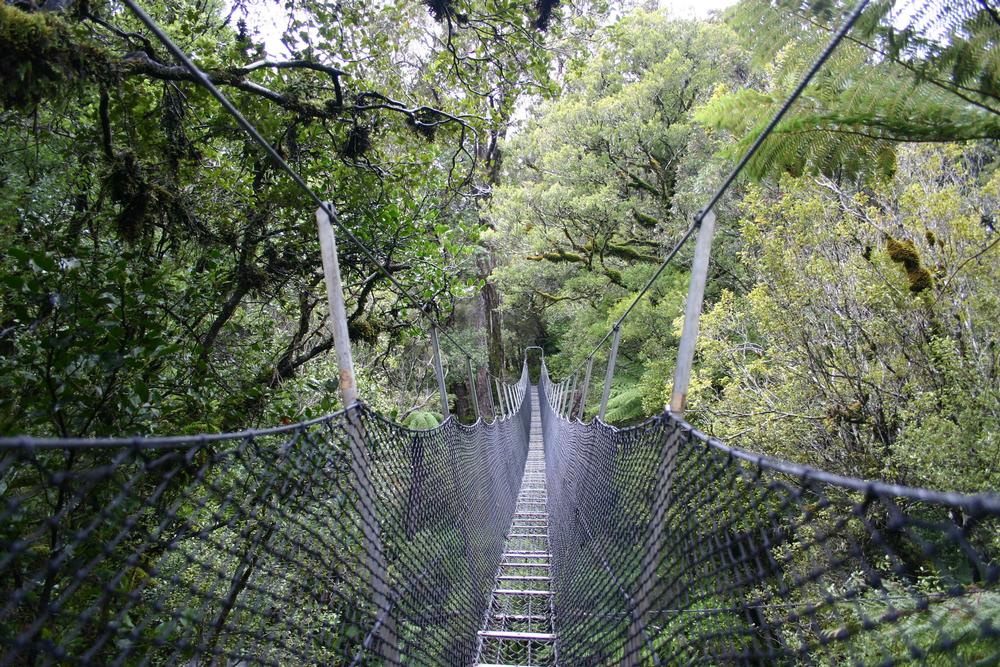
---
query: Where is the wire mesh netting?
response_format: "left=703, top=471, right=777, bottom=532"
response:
left=540, top=367, right=1000, bottom=665
left=0, top=366, right=530, bottom=666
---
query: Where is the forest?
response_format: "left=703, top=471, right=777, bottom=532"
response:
left=2, top=0, right=997, bottom=491
left=1, top=0, right=999, bottom=664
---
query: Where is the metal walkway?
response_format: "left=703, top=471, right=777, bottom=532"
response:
left=475, top=386, right=556, bottom=667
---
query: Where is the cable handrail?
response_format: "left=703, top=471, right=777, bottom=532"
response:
left=0, top=365, right=530, bottom=446
left=537, top=363, right=1000, bottom=523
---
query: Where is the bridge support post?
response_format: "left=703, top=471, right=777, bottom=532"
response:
left=494, top=377, right=506, bottom=419
left=431, top=325, right=450, bottom=419
left=485, top=372, right=497, bottom=419
left=577, top=356, right=594, bottom=421
left=598, top=326, right=622, bottom=422
left=670, top=209, right=717, bottom=418
left=316, top=204, right=398, bottom=662
left=566, top=372, right=578, bottom=419
left=317, top=203, right=359, bottom=410
left=466, top=356, right=481, bottom=422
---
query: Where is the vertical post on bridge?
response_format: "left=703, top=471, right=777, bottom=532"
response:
left=669, top=209, right=716, bottom=418
left=628, top=209, right=717, bottom=665
left=317, top=203, right=359, bottom=409
left=577, top=356, right=594, bottom=421
left=466, top=356, right=481, bottom=422
left=566, top=372, right=578, bottom=419
left=485, top=373, right=497, bottom=420
left=316, top=203, right=398, bottom=661
left=494, top=377, right=506, bottom=419
left=540, top=360, right=546, bottom=402
left=597, top=326, right=622, bottom=422
left=430, top=324, right=450, bottom=419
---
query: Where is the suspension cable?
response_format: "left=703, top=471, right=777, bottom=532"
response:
left=121, top=0, right=477, bottom=362
left=561, top=0, right=872, bottom=380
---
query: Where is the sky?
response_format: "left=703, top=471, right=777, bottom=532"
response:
left=234, top=0, right=740, bottom=57
left=660, top=0, right=738, bottom=18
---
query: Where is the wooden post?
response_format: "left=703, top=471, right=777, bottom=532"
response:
left=547, top=367, right=555, bottom=411
left=598, top=326, right=622, bottom=422
left=626, top=427, right=683, bottom=665
left=577, top=356, right=594, bottom=421
left=317, top=203, right=359, bottom=409
left=669, top=209, right=716, bottom=418
left=485, top=372, right=497, bottom=420
left=316, top=204, right=398, bottom=661
left=430, top=325, right=449, bottom=418
left=466, top=356, right=481, bottom=422
left=494, top=377, right=506, bottom=419
left=566, top=372, right=578, bottom=418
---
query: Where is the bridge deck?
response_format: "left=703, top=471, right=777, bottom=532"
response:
left=475, top=386, right=556, bottom=667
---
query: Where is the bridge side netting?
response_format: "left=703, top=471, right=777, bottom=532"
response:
left=0, top=365, right=530, bottom=667
left=539, top=367, right=999, bottom=665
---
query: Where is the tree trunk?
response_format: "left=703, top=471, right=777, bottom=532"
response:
left=480, top=258, right=505, bottom=378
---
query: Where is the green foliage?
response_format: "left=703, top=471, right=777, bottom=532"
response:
left=691, top=144, right=1000, bottom=492
left=0, top=5, right=109, bottom=109
left=490, top=9, right=746, bottom=413
left=0, top=0, right=571, bottom=436
left=698, top=0, right=1000, bottom=179
left=404, top=410, right=441, bottom=430
left=602, top=377, right=647, bottom=424
left=492, top=9, right=745, bottom=287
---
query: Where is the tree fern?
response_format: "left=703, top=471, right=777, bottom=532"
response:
left=702, top=0, right=1000, bottom=179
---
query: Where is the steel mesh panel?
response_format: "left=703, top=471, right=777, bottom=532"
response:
left=0, top=367, right=530, bottom=666
left=539, top=368, right=1000, bottom=665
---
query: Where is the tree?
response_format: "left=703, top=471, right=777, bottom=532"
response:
left=691, top=142, right=1000, bottom=492
left=0, top=0, right=571, bottom=435
left=488, top=9, right=747, bottom=420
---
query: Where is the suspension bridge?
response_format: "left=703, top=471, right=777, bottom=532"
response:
left=2, top=0, right=999, bottom=665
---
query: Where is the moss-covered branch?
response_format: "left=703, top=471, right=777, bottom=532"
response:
left=0, top=4, right=465, bottom=135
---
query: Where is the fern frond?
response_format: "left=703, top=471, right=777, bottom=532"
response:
left=705, top=0, right=1000, bottom=179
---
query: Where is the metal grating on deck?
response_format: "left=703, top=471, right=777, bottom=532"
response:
left=475, top=387, right=557, bottom=667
